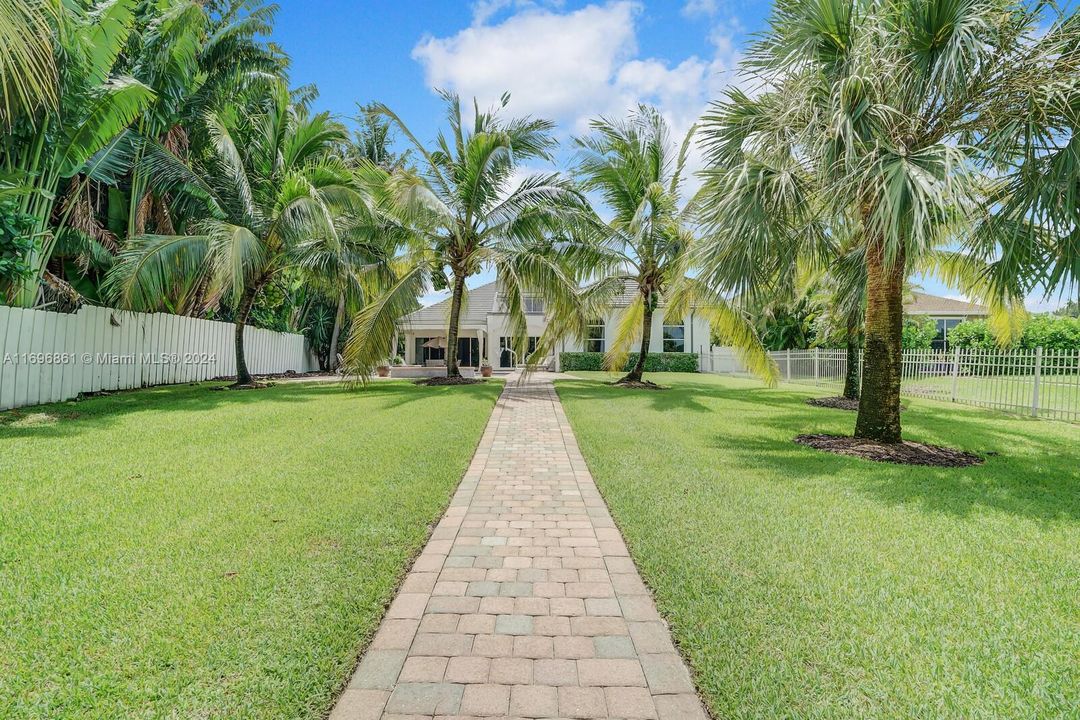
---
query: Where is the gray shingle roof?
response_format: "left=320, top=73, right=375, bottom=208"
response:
left=399, top=281, right=499, bottom=328
left=906, top=292, right=988, bottom=316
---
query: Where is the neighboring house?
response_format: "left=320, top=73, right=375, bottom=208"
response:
left=905, top=291, right=989, bottom=350
left=398, top=279, right=710, bottom=369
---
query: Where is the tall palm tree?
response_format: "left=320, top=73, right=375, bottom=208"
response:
left=342, top=92, right=589, bottom=380
left=570, top=107, right=774, bottom=386
left=106, top=83, right=363, bottom=386
left=697, top=0, right=1057, bottom=443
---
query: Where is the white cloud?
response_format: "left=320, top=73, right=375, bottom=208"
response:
left=681, top=0, right=718, bottom=19
left=414, top=2, right=640, bottom=125
left=412, top=1, right=743, bottom=146
left=470, top=0, right=565, bottom=26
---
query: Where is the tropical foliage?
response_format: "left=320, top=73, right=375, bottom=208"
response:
left=568, top=107, right=774, bottom=385
left=341, top=92, right=590, bottom=380
left=697, top=0, right=1079, bottom=442
left=1, top=0, right=1074, bottom=400
left=950, top=315, right=1080, bottom=351
left=106, top=83, right=389, bottom=385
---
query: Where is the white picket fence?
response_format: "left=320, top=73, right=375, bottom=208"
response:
left=0, top=304, right=318, bottom=411
left=702, top=346, right=1080, bottom=423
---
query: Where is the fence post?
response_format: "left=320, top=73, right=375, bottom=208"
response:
left=950, top=347, right=960, bottom=402
left=1032, top=346, right=1043, bottom=418
left=785, top=350, right=791, bottom=381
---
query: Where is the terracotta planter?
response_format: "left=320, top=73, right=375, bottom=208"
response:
left=376, top=366, right=390, bottom=377
left=480, top=365, right=492, bottom=378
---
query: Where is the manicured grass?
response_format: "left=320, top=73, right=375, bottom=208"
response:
left=0, top=380, right=501, bottom=719
left=557, top=373, right=1079, bottom=719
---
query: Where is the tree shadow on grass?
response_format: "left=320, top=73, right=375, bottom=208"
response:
left=559, top=375, right=1080, bottom=524
left=702, top=399, right=1080, bottom=523
left=0, top=380, right=502, bottom=441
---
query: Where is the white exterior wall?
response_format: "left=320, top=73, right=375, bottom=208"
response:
left=0, top=305, right=317, bottom=411
left=559, top=310, right=712, bottom=356
left=398, top=308, right=710, bottom=368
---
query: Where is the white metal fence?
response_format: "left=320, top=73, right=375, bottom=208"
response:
left=702, top=346, right=1080, bottom=423
left=0, top=305, right=318, bottom=411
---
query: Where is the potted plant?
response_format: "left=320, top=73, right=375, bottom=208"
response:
left=480, top=362, right=492, bottom=378
left=375, top=361, right=391, bottom=377
left=392, top=356, right=404, bottom=366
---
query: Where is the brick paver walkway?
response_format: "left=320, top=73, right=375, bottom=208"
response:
left=330, top=374, right=707, bottom=720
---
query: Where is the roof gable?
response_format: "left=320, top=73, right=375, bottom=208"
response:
left=399, top=281, right=499, bottom=327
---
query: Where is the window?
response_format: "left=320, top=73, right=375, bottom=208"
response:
left=523, top=297, right=544, bottom=314
left=586, top=319, right=605, bottom=353
left=662, top=324, right=685, bottom=353
left=933, top=318, right=964, bottom=351
left=416, top=337, right=444, bottom=361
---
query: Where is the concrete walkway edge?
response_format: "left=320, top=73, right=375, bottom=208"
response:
left=330, top=374, right=708, bottom=720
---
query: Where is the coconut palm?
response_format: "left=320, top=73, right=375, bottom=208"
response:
left=106, top=82, right=364, bottom=386
left=569, top=107, right=774, bottom=386
left=341, top=91, right=590, bottom=380
left=696, top=0, right=1058, bottom=443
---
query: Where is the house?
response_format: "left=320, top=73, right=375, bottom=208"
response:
left=905, top=292, right=989, bottom=350
left=398, top=280, right=710, bottom=370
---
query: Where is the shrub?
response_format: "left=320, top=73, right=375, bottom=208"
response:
left=901, top=317, right=937, bottom=349
left=949, top=316, right=1080, bottom=351
left=559, top=352, right=699, bottom=372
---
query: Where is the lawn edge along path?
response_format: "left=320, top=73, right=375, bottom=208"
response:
left=329, top=373, right=708, bottom=720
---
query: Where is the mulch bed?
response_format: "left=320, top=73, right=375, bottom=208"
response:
left=213, top=381, right=272, bottom=391
left=610, top=379, right=665, bottom=390
left=414, top=376, right=487, bottom=386
left=806, top=396, right=907, bottom=412
left=794, top=434, right=983, bottom=467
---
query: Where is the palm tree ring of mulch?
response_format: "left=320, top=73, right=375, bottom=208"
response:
left=214, top=381, right=272, bottom=391
left=806, top=397, right=907, bottom=412
left=610, top=379, right=665, bottom=390
left=794, top=434, right=983, bottom=467
left=414, top=377, right=486, bottom=386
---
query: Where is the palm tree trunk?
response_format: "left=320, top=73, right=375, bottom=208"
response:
left=233, top=283, right=259, bottom=386
left=621, top=302, right=654, bottom=384
left=445, top=271, right=466, bottom=378
left=843, top=332, right=860, bottom=400
left=328, top=292, right=345, bottom=371
left=855, top=243, right=904, bottom=442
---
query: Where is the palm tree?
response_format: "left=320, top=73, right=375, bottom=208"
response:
left=106, top=83, right=363, bottom=386
left=2, top=0, right=155, bottom=307
left=342, top=92, right=589, bottom=380
left=0, top=0, right=286, bottom=309
left=0, top=0, right=57, bottom=125
left=697, top=0, right=1057, bottom=443
left=570, top=107, right=774, bottom=386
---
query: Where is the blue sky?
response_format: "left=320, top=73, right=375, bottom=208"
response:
left=271, top=0, right=1063, bottom=311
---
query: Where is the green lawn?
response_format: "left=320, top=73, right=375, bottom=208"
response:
left=557, top=372, right=1079, bottom=719
left=0, top=380, right=501, bottom=720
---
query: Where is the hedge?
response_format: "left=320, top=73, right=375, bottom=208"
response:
left=559, top=351, right=699, bottom=372
left=949, top=316, right=1080, bottom=351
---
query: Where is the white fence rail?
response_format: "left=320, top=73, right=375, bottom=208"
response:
left=702, top=346, right=1080, bottom=423
left=0, top=305, right=317, bottom=411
